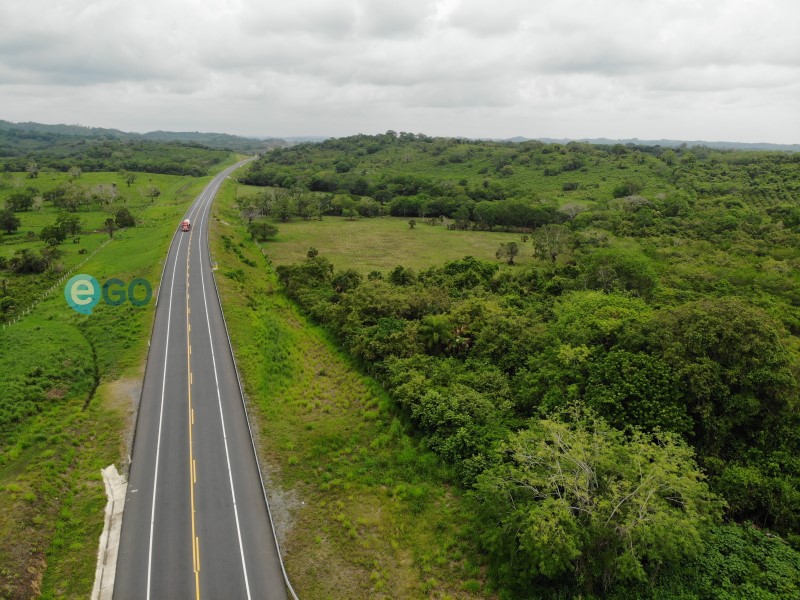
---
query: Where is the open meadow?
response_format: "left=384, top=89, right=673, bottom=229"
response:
left=250, top=212, right=536, bottom=272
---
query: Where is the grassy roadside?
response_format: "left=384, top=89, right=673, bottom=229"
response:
left=0, top=156, right=242, bottom=599
left=210, top=180, right=492, bottom=598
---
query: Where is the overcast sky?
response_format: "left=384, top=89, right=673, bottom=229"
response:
left=1, top=0, right=798, bottom=143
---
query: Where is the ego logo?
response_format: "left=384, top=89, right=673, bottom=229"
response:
left=64, top=274, right=153, bottom=315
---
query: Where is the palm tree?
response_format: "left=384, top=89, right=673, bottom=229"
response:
left=419, top=314, right=452, bottom=354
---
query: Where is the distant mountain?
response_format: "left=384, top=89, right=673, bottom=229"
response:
left=499, top=135, right=800, bottom=152
left=0, top=120, right=288, bottom=152
left=277, top=135, right=331, bottom=143
left=0, top=120, right=128, bottom=138
left=141, top=130, right=289, bottom=151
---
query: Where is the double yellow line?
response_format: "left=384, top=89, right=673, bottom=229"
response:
left=186, top=232, right=201, bottom=600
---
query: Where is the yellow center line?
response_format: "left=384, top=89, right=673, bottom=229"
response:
left=187, top=231, right=201, bottom=600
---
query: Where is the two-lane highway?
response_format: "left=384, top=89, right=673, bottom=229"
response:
left=114, top=162, right=289, bottom=600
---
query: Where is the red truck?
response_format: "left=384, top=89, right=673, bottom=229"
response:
left=181, top=219, right=191, bottom=232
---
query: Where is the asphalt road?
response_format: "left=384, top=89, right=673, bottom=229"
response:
left=114, top=162, right=289, bottom=600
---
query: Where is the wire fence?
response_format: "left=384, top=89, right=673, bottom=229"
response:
left=2, top=237, right=113, bottom=330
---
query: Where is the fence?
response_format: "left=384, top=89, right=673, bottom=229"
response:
left=2, top=237, right=112, bottom=330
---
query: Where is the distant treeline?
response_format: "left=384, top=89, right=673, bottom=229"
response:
left=0, top=134, right=230, bottom=176
left=0, top=119, right=287, bottom=153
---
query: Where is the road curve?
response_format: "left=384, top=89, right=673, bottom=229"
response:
left=114, top=162, right=289, bottom=600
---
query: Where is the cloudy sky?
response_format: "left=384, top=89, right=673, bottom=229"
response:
left=1, top=0, right=798, bottom=142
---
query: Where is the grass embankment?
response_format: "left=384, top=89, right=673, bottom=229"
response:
left=0, top=158, right=241, bottom=599
left=211, top=181, right=491, bottom=598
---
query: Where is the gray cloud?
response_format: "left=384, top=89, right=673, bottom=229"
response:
left=0, top=0, right=797, bottom=142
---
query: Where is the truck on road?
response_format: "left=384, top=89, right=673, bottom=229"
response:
left=181, top=219, right=191, bottom=232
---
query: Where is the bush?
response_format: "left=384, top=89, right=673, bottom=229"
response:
left=248, top=221, right=278, bottom=241
left=579, top=248, right=658, bottom=297
left=8, top=249, right=48, bottom=274
left=115, top=207, right=136, bottom=228
left=612, top=180, right=644, bottom=198
left=39, top=224, right=66, bottom=244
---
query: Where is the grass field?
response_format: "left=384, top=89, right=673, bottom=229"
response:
left=0, top=157, right=242, bottom=598
left=211, top=180, right=492, bottom=599
left=264, top=217, right=535, bottom=272
left=230, top=184, right=538, bottom=273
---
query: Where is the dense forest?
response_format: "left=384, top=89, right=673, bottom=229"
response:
left=242, top=133, right=800, bottom=597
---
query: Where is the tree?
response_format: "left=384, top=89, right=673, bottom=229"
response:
left=388, top=265, right=416, bottom=286
left=297, top=195, right=314, bottom=220
left=26, top=161, right=39, bottom=179
left=49, top=183, right=81, bottom=212
left=408, top=219, right=416, bottom=229
left=145, top=185, right=161, bottom=202
left=274, top=194, right=294, bottom=222
left=453, top=204, right=471, bottom=230
left=115, top=208, right=135, bottom=228
left=307, top=247, right=319, bottom=259
left=237, top=197, right=258, bottom=223
left=418, top=314, right=452, bottom=354
left=647, top=298, right=797, bottom=458
left=612, top=180, right=644, bottom=198
left=68, top=166, right=82, bottom=179
left=256, top=188, right=276, bottom=216
left=0, top=209, right=20, bottom=234
left=120, top=170, right=137, bottom=187
left=40, top=224, right=66, bottom=245
left=495, top=241, right=519, bottom=265
left=584, top=350, right=692, bottom=435
left=660, top=149, right=677, bottom=165
left=6, top=191, right=34, bottom=212
left=532, top=224, right=570, bottom=264
left=248, top=222, right=278, bottom=241
left=104, top=218, right=117, bottom=239
left=474, top=201, right=498, bottom=230
left=559, top=203, right=586, bottom=220
left=579, top=248, right=658, bottom=297
left=356, top=197, right=381, bottom=218
left=474, top=417, right=721, bottom=594
left=54, top=212, right=81, bottom=236
left=332, top=268, right=362, bottom=293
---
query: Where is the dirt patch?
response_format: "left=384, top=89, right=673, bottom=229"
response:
left=101, top=376, right=142, bottom=473
left=46, top=387, right=66, bottom=400
left=243, top=391, right=301, bottom=550
left=26, top=554, right=46, bottom=598
left=260, top=458, right=302, bottom=551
